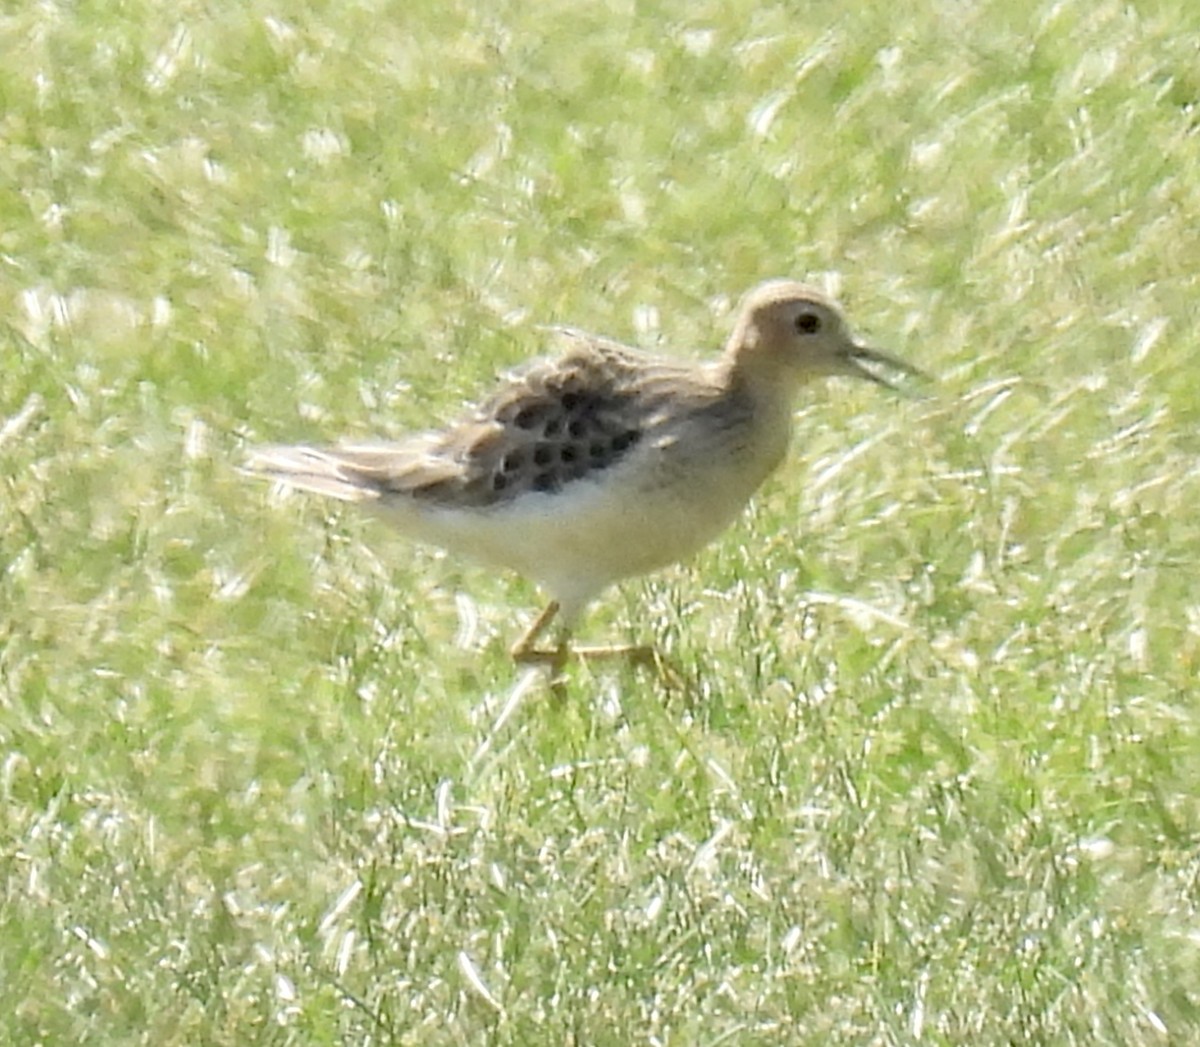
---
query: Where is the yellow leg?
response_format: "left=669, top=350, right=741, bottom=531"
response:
left=510, top=601, right=569, bottom=699
left=570, top=642, right=658, bottom=666
left=509, top=600, right=567, bottom=668
left=509, top=603, right=678, bottom=693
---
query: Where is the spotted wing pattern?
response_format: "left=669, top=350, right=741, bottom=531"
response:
left=393, top=338, right=659, bottom=508
left=247, top=331, right=727, bottom=511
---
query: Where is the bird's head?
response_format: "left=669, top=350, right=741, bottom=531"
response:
left=726, top=279, right=923, bottom=392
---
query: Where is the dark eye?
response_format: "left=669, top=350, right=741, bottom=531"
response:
left=795, top=311, right=821, bottom=335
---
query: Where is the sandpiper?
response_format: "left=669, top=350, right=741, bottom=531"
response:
left=245, top=280, right=922, bottom=675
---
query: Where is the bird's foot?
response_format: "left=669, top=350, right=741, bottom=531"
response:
left=509, top=602, right=681, bottom=694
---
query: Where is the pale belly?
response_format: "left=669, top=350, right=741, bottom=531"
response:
left=370, top=432, right=786, bottom=619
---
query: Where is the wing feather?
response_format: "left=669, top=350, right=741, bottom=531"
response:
left=246, top=332, right=724, bottom=509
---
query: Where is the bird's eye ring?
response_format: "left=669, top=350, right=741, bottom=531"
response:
left=795, top=311, right=821, bottom=335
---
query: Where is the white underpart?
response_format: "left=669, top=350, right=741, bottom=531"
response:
left=365, top=426, right=788, bottom=625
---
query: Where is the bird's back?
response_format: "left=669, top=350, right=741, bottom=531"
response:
left=246, top=331, right=727, bottom=512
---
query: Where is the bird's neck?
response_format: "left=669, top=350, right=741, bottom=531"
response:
left=710, top=353, right=805, bottom=486
left=718, top=345, right=810, bottom=423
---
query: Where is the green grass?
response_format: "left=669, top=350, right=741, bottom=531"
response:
left=4, top=0, right=1200, bottom=1042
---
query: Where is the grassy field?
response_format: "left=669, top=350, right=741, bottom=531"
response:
left=4, top=0, right=1200, bottom=1043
